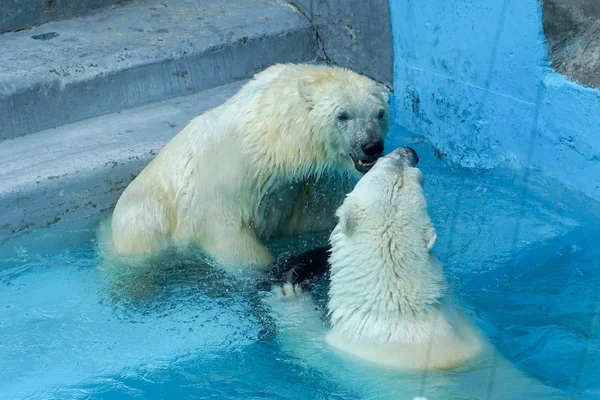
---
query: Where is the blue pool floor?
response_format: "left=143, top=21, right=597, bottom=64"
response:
left=1, top=126, right=599, bottom=399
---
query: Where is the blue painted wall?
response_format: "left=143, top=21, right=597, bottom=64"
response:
left=388, top=0, right=600, bottom=200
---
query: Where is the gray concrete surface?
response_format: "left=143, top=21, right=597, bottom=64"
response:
left=543, top=0, right=600, bottom=88
left=286, top=0, right=393, bottom=88
left=0, top=81, right=245, bottom=244
left=0, top=0, right=129, bottom=33
left=0, top=0, right=316, bottom=141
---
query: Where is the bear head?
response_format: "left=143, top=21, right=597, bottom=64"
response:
left=330, top=146, right=437, bottom=274
left=297, top=69, right=391, bottom=176
left=334, top=146, right=435, bottom=250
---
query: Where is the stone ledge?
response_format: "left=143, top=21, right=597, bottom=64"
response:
left=0, top=81, right=245, bottom=243
left=0, top=0, right=316, bottom=140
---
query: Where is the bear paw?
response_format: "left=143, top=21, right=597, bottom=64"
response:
left=272, top=282, right=303, bottom=298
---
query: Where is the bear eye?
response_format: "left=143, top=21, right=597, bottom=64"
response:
left=337, top=111, right=351, bottom=122
left=377, top=109, right=385, bottom=119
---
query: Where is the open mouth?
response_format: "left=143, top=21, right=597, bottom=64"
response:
left=350, top=155, right=377, bottom=173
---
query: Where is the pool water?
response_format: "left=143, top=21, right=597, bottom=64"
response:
left=1, top=127, right=599, bottom=399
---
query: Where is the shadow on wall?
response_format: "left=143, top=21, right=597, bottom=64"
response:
left=389, top=0, right=600, bottom=201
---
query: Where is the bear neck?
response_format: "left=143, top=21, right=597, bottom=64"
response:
left=327, top=225, right=447, bottom=343
left=240, top=97, right=343, bottom=191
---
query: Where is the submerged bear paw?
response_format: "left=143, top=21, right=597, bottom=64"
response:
left=272, top=282, right=303, bottom=298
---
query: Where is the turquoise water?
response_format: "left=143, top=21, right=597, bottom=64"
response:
left=1, top=127, right=599, bottom=399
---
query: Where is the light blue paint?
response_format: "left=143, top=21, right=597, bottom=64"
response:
left=388, top=0, right=600, bottom=200
left=534, top=75, right=600, bottom=196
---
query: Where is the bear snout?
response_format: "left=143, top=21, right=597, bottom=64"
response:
left=403, top=146, right=419, bottom=166
left=387, top=146, right=419, bottom=167
left=350, top=138, right=385, bottom=173
left=362, top=140, right=384, bottom=159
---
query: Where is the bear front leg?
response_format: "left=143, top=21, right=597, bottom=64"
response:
left=201, top=227, right=275, bottom=271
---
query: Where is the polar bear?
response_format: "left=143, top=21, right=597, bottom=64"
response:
left=322, top=147, right=484, bottom=370
left=265, top=147, right=566, bottom=399
left=108, top=63, right=390, bottom=269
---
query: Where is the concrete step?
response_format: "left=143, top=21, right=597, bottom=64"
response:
left=0, top=80, right=245, bottom=243
left=0, top=0, right=127, bottom=34
left=0, top=0, right=317, bottom=141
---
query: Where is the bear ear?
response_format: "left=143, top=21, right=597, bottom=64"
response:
left=297, top=80, right=315, bottom=108
left=336, top=201, right=360, bottom=236
left=424, top=224, right=437, bottom=252
left=375, top=82, right=391, bottom=103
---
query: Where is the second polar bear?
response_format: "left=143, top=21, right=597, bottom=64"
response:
left=325, top=147, right=483, bottom=370
left=108, top=63, right=390, bottom=269
left=271, top=146, right=485, bottom=369
left=266, top=148, right=565, bottom=399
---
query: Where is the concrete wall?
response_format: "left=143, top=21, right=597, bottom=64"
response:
left=389, top=0, right=600, bottom=200
left=287, top=0, right=393, bottom=88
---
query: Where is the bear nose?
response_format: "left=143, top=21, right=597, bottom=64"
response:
left=362, top=140, right=384, bottom=158
left=404, top=146, right=419, bottom=166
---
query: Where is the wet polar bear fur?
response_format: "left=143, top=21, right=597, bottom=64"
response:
left=108, top=63, right=390, bottom=269
left=274, top=147, right=485, bottom=370
left=265, top=148, right=566, bottom=399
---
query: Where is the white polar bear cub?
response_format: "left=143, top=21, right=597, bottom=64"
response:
left=324, top=147, right=484, bottom=370
left=108, top=63, right=390, bottom=269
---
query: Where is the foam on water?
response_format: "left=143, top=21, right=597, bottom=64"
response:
left=1, top=125, right=599, bottom=399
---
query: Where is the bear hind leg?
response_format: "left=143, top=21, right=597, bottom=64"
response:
left=110, top=197, right=173, bottom=256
